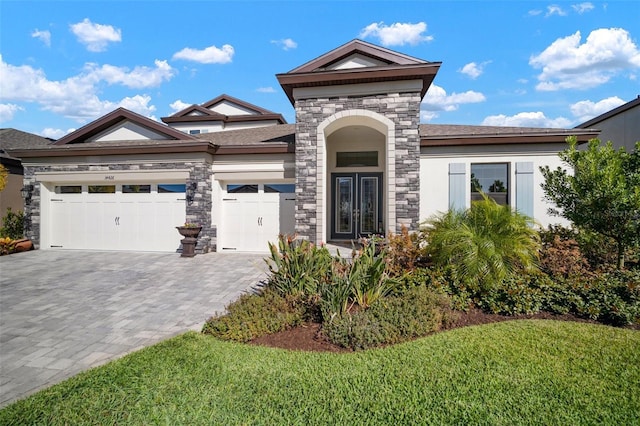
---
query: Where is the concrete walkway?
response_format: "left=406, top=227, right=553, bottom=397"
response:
left=0, top=249, right=267, bottom=407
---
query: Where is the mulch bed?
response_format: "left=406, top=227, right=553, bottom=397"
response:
left=249, top=309, right=636, bottom=353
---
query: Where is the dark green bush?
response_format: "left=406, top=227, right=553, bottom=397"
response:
left=264, top=235, right=332, bottom=297
left=202, top=288, right=307, bottom=342
left=322, top=286, right=452, bottom=350
left=0, top=208, right=24, bottom=239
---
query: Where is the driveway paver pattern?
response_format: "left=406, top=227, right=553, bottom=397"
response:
left=0, top=250, right=266, bottom=407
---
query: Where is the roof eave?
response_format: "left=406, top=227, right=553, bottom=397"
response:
left=10, top=141, right=218, bottom=158
left=420, top=131, right=599, bottom=147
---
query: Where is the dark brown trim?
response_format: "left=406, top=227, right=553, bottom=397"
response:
left=167, top=104, right=225, bottom=119
left=55, top=108, right=197, bottom=145
left=575, top=96, right=640, bottom=129
left=290, top=39, right=429, bottom=73
left=420, top=131, right=598, bottom=147
left=200, top=94, right=278, bottom=115
left=11, top=141, right=217, bottom=158
left=277, top=63, right=441, bottom=105
left=214, top=144, right=294, bottom=155
left=161, top=113, right=286, bottom=124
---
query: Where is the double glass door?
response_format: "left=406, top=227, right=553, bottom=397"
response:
left=331, top=173, right=383, bottom=240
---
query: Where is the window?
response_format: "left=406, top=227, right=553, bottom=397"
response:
left=471, top=163, right=508, bottom=205
left=88, top=185, right=115, bottom=194
left=264, top=184, right=295, bottom=193
left=158, top=184, right=186, bottom=193
left=227, top=184, right=258, bottom=193
left=189, top=129, right=201, bottom=135
left=122, top=184, right=151, bottom=193
left=55, top=185, right=81, bottom=194
left=336, top=151, right=378, bottom=167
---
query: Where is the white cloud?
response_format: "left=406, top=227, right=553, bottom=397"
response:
left=528, top=9, right=543, bottom=16
left=70, top=18, right=121, bottom=52
left=570, top=96, right=626, bottom=122
left=256, top=86, right=276, bottom=93
left=31, top=29, right=51, bottom=47
left=530, top=28, right=640, bottom=91
left=40, top=127, right=75, bottom=139
left=0, top=54, right=161, bottom=123
left=572, top=2, right=595, bottom=14
left=359, top=22, right=433, bottom=46
left=421, top=84, right=486, bottom=121
left=84, top=60, right=175, bottom=89
left=0, top=103, right=24, bottom=122
left=271, top=38, right=297, bottom=50
left=545, top=5, right=568, bottom=17
left=169, top=100, right=191, bottom=113
left=172, top=44, right=234, bottom=64
left=481, top=111, right=572, bottom=128
left=459, top=61, right=490, bottom=79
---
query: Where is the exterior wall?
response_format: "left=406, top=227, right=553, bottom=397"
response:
left=0, top=173, right=24, bottom=219
left=591, top=106, right=640, bottom=152
left=294, top=90, right=422, bottom=243
left=22, top=156, right=215, bottom=252
left=420, top=143, right=571, bottom=228
left=89, top=121, right=172, bottom=142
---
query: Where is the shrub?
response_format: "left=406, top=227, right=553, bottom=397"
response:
left=0, top=237, right=17, bottom=256
left=539, top=234, right=593, bottom=279
left=476, top=274, right=549, bottom=315
left=202, top=288, right=307, bottom=342
left=349, top=237, right=399, bottom=308
left=385, top=225, right=426, bottom=276
left=0, top=208, right=24, bottom=240
left=425, top=195, right=541, bottom=293
left=264, top=234, right=332, bottom=298
left=322, top=286, right=452, bottom=350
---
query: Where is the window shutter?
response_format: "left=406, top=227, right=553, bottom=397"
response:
left=515, top=162, right=534, bottom=217
left=449, top=163, right=466, bottom=210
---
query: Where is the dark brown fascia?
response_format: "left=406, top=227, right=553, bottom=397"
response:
left=165, top=104, right=224, bottom=119
left=161, top=113, right=286, bottom=124
left=214, top=144, right=294, bottom=155
left=55, top=108, right=197, bottom=145
left=420, top=130, right=599, bottom=147
left=290, top=39, right=427, bottom=74
left=11, top=141, right=217, bottom=158
left=575, top=96, right=640, bottom=129
left=277, top=63, right=441, bottom=105
left=200, top=94, right=279, bottom=115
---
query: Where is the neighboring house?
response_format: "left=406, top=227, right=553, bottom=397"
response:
left=10, top=40, right=598, bottom=253
left=575, top=96, right=640, bottom=152
left=0, top=129, right=53, bottom=219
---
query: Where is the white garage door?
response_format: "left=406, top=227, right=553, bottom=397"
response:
left=49, top=183, right=186, bottom=252
left=220, top=183, right=295, bottom=252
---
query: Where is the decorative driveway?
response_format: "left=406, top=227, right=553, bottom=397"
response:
left=0, top=249, right=267, bottom=407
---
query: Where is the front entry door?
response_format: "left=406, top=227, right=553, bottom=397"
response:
left=331, top=173, right=383, bottom=240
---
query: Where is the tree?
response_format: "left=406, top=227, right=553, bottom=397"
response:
left=540, top=137, right=640, bottom=269
left=0, top=164, right=8, bottom=192
left=425, top=194, right=541, bottom=292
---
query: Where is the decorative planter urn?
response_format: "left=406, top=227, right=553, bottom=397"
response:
left=176, top=226, right=202, bottom=257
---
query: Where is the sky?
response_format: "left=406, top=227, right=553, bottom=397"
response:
left=1, top=0, right=639, bottom=139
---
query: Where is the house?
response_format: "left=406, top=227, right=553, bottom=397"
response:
left=9, top=40, right=598, bottom=253
left=575, top=96, right=640, bottom=152
left=0, top=129, right=53, bottom=219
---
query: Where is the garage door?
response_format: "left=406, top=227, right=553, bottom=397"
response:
left=49, top=183, right=186, bottom=252
left=220, top=183, right=295, bottom=252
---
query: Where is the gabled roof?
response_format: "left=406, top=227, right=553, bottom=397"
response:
left=277, top=39, right=441, bottom=105
left=54, top=108, right=197, bottom=145
left=575, top=96, right=640, bottom=129
left=161, top=94, right=287, bottom=125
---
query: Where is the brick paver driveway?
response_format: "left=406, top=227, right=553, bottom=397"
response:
left=0, top=249, right=266, bottom=407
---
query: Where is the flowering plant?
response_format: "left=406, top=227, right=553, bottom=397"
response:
left=181, top=222, right=200, bottom=228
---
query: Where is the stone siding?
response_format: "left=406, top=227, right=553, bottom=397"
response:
left=294, top=91, right=422, bottom=242
left=22, top=161, right=215, bottom=253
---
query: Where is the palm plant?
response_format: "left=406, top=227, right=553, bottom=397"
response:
left=425, top=194, right=541, bottom=292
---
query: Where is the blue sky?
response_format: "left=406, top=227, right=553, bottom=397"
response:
left=1, top=0, right=639, bottom=139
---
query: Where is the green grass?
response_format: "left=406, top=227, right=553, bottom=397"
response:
left=1, top=320, right=638, bottom=425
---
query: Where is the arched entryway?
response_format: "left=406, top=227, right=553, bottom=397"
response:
left=316, top=110, right=396, bottom=243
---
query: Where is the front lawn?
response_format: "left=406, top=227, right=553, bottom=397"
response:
left=1, top=320, right=638, bottom=425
